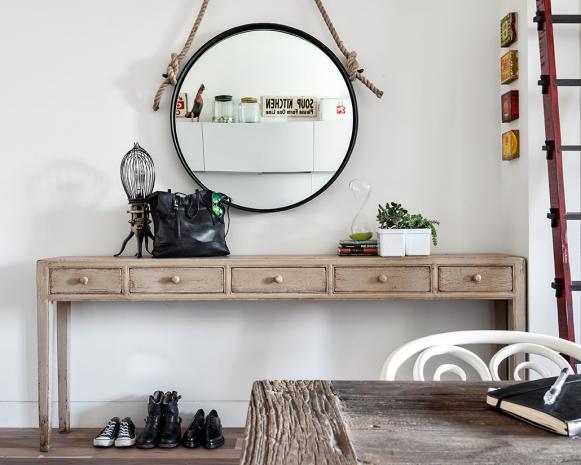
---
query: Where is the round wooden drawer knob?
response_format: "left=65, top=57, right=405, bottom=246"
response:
left=79, top=276, right=89, bottom=285
left=472, top=274, right=483, bottom=283
left=378, top=274, right=388, bottom=283
left=274, top=275, right=284, bottom=284
left=171, top=276, right=181, bottom=284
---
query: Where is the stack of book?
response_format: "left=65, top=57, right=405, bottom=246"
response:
left=337, top=239, right=378, bottom=256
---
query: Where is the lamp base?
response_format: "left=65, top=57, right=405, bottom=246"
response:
left=114, top=203, right=154, bottom=258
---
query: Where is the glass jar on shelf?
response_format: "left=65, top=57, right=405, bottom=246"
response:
left=239, top=97, right=260, bottom=123
left=213, top=95, right=234, bottom=123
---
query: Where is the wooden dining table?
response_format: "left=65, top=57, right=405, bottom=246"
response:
left=240, top=380, right=581, bottom=465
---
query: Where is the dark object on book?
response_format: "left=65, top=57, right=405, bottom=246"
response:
left=147, top=190, right=230, bottom=258
left=501, top=90, right=519, bottom=122
left=487, top=374, right=581, bottom=436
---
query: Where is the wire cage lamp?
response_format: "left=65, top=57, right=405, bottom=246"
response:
left=114, top=143, right=155, bottom=258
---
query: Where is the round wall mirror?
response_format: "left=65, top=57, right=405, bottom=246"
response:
left=171, top=23, right=358, bottom=212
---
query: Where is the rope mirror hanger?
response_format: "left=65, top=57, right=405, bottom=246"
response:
left=152, top=0, right=384, bottom=111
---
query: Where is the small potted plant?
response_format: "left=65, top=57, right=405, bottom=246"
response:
left=376, top=202, right=408, bottom=256
left=400, top=213, right=439, bottom=256
left=377, top=203, right=440, bottom=256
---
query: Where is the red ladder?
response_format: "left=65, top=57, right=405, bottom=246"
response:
left=534, top=0, right=581, bottom=357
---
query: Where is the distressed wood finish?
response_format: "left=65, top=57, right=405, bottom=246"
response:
left=37, top=261, right=52, bottom=452
left=232, top=267, right=327, bottom=293
left=50, top=268, right=122, bottom=294
left=0, top=427, right=244, bottom=464
left=56, top=301, right=71, bottom=432
left=242, top=381, right=581, bottom=465
left=129, top=267, right=224, bottom=293
left=439, top=266, right=513, bottom=292
left=36, top=254, right=526, bottom=451
left=334, top=266, right=431, bottom=293
left=241, top=380, right=357, bottom=465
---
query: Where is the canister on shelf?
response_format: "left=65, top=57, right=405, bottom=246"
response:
left=239, top=97, right=260, bottom=123
left=213, top=95, right=234, bottom=123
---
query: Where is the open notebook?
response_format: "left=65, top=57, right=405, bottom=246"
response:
left=487, top=374, right=581, bottom=436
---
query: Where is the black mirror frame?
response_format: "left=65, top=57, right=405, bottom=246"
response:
left=170, top=23, right=358, bottom=213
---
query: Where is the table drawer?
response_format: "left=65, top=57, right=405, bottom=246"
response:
left=129, top=267, right=224, bottom=294
left=334, top=266, right=431, bottom=293
left=50, top=268, right=122, bottom=294
left=438, top=266, right=513, bottom=292
left=231, top=267, right=327, bottom=294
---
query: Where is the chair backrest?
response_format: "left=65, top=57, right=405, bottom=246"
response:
left=381, top=330, right=581, bottom=381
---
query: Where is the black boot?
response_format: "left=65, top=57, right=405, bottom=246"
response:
left=158, top=391, right=182, bottom=448
left=136, top=390, right=163, bottom=449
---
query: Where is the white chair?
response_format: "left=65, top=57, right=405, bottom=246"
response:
left=381, top=330, right=581, bottom=381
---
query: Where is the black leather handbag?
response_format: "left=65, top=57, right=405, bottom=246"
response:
left=147, top=190, right=230, bottom=258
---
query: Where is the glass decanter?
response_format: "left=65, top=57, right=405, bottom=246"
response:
left=349, top=178, right=372, bottom=241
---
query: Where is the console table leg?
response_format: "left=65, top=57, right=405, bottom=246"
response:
left=37, top=262, right=53, bottom=452
left=57, top=301, right=71, bottom=433
left=492, top=301, right=509, bottom=379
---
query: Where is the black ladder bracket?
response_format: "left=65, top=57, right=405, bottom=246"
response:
left=547, top=208, right=560, bottom=227
left=534, top=10, right=545, bottom=30
left=572, top=282, right=581, bottom=292
left=543, top=140, right=555, bottom=160
left=538, top=76, right=581, bottom=94
left=538, top=75, right=550, bottom=94
left=543, top=143, right=581, bottom=157
left=552, top=278, right=564, bottom=297
left=534, top=11, right=581, bottom=29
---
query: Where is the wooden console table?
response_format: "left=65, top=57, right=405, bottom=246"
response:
left=36, top=254, right=526, bottom=451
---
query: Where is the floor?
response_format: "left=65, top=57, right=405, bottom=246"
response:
left=0, top=428, right=244, bottom=464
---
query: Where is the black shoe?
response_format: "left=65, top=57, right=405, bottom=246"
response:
left=182, top=409, right=205, bottom=448
left=158, top=391, right=182, bottom=448
left=115, top=417, right=136, bottom=448
left=136, top=390, right=163, bottom=449
left=204, top=410, right=224, bottom=449
left=93, top=417, right=120, bottom=447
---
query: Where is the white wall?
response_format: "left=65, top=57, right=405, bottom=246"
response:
left=0, top=0, right=513, bottom=428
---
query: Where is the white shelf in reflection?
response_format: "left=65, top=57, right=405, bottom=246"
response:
left=175, top=120, right=352, bottom=174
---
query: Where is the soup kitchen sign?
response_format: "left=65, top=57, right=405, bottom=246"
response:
left=261, top=96, right=318, bottom=117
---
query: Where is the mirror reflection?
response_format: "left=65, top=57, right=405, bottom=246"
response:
left=173, top=26, right=356, bottom=211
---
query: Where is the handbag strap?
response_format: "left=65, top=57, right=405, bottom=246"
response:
left=224, top=199, right=231, bottom=237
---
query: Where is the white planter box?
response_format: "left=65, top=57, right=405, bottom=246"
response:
left=405, top=229, right=432, bottom=256
left=377, top=229, right=406, bottom=257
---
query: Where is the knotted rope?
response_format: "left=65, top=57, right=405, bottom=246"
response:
left=152, top=0, right=383, bottom=110
left=313, top=0, right=383, bottom=98
left=152, top=0, right=209, bottom=111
